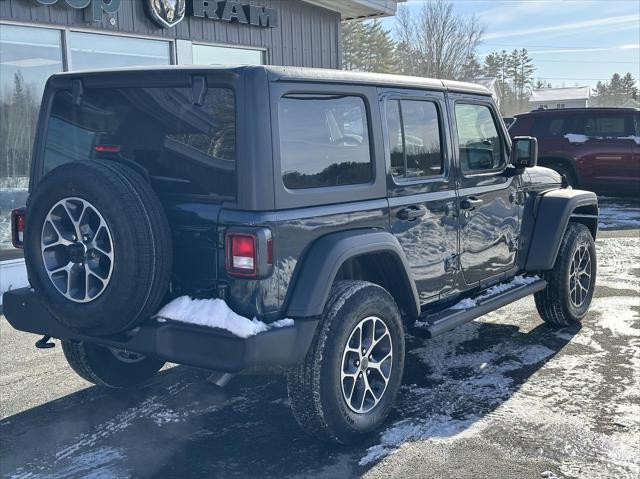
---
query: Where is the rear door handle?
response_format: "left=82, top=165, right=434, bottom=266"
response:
left=397, top=205, right=426, bottom=220
left=461, top=197, right=484, bottom=210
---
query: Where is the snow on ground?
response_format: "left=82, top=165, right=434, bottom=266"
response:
left=598, top=197, right=640, bottom=231
left=361, top=235, right=640, bottom=478
left=155, top=296, right=293, bottom=338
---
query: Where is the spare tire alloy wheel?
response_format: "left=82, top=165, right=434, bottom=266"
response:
left=341, top=316, right=393, bottom=414
left=41, top=197, right=114, bottom=303
left=25, top=160, right=172, bottom=335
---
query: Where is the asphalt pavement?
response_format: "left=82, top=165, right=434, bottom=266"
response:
left=1, top=227, right=638, bottom=479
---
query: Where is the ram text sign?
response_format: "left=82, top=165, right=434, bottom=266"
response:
left=33, top=0, right=279, bottom=28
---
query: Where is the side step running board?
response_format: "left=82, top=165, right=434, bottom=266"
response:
left=413, top=277, right=547, bottom=338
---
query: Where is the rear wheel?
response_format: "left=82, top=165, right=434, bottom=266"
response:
left=62, top=340, right=165, bottom=388
left=287, top=281, right=405, bottom=444
left=535, top=222, right=596, bottom=327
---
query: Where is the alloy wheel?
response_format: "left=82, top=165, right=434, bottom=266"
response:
left=340, top=316, right=393, bottom=414
left=569, top=243, right=592, bottom=308
left=40, top=197, right=114, bottom=303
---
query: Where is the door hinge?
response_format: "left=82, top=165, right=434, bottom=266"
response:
left=217, top=227, right=227, bottom=248
left=445, top=254, right=460, bottom=272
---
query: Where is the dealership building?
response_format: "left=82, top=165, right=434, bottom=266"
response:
left=0, top=0, right=404, bottom=299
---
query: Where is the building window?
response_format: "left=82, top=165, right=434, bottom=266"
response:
left=69, top=32, right=171, bottom=70
left=1, top=25, right=63, bottom=258
left=279, top=94, right=372, bottom=190
left=557, top=103, right=565, bottom=109
left=192, top=44, right=264, bottom=65
left=386, top=99, right=443, bottom=181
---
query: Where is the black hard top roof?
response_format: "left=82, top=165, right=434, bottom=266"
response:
left=54, top=65, right=493, bottom=96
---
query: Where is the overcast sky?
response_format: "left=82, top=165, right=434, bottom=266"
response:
left=380, top=0, right=640, bottom=88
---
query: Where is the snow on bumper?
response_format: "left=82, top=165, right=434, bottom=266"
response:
left=2, top=288, right=317, bottom=373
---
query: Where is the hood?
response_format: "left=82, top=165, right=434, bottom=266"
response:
left=524, top=166, right=562, bottom=188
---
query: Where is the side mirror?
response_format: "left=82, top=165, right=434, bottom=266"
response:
left=510, top=136, right=538, bottom=169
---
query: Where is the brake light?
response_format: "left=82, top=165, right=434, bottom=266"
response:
left=227, top=233, right=257, bottom=276
left=11, top=208, right=26, bottom=248
left=95, top=144, right=121, bottom=153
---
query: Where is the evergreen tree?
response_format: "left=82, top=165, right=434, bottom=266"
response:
left=621, top=73, right=638, bottom=100
left=592, top=72, right=638, bottom=106
left=482, top=53, right=501, bottom=79
left=461, top=54, right=483, bottom=80
left=341, top=20, right=395, bottom=73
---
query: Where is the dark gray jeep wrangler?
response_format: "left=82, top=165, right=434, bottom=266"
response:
left=4, top=66, right=598, bottom=444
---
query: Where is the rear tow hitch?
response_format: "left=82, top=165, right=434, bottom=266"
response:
left=35, top=335, right=55, bottom=349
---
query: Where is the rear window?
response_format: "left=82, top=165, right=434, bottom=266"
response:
left=278, top=94, right=372, bottom=190
left=43, top=86, right=236, bottom=199
left=532, top=115, right=571, bottom=137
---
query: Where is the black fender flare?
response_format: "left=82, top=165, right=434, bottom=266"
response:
left=285, top=229, right=420, bottom=318
left=525, top=189, right=598, bottom=271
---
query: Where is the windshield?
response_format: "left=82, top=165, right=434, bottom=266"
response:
left=43, top=86, right=236, bottom=200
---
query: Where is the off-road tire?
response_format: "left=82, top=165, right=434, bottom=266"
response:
left=62, top=340, right=165, bottom=388
left=535, top=222, right=596, bottom=327
left=287, top=281, right=405, bottom=444
left=24, top=160, right=172, bottom=336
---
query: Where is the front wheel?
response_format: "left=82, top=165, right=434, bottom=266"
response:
left=62, top=340, right=165, bottom=388
left=287, top=281, right=405, bottom=444
left=535, top=222, right=597, bottom=327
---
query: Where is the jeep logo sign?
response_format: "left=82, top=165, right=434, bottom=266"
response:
left=34, top=0, right=279, bottom=28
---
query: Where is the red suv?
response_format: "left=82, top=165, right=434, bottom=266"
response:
left=510, top=108, right=640, bottom=194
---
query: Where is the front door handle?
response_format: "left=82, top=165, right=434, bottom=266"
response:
left=397, top=205, right=426, bottom=220
left=461, top=197, right=484, bottom=210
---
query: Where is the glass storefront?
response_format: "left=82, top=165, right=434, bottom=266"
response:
left=0, top=25, right=172, bottom=259
left=193, top=44, right=264, bottom=65
left=0, top=25, right=63, bottom=259
left=69, top=32, right=171, bottom=70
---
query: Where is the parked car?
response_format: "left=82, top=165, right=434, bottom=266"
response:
left=509, top=107, right=640, bottom=194
left=4, top=66, right=598, bottom=444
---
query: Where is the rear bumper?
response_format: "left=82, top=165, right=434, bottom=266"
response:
left=2, top=288, right=318, bottom=373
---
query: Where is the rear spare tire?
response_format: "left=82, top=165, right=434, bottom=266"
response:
left=24, top=161, right=172, bottom=336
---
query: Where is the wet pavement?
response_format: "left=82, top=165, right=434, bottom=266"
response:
left=1, top=229, right=638, bottom=479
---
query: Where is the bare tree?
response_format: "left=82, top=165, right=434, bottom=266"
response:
left=394, top=1, right=484, bottom=80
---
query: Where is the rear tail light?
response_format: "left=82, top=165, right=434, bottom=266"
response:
left=225, top=229, right=273, bottom=278
left=229, top=234, right=256, bottom=274
left=11, top=208, right=26, bottom=248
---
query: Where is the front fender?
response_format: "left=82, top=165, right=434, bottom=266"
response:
left=525, top=189, right=598, bottom=271
left=285, top=229, right=420, bottom=318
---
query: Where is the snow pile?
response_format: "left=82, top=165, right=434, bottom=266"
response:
left=564, top=133, right=588, bottom=143
left=155, top=296, right=294, bottom=338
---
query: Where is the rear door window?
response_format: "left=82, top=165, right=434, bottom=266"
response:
left=572, top=114, right=633, bottom=137
left=278, top=94, right=372, bottom=189
left=44, top=87, right=236, bottom=199
left=532, top=116, right=570, bottom=137
left=454, top=103, right=504, bottom=173
left=386, top=99, right=443, bottom=181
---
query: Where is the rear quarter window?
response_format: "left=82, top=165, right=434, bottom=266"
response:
left=43, top=86, right=236, bottom=200
left=278, top=94, right=372, bottom=190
